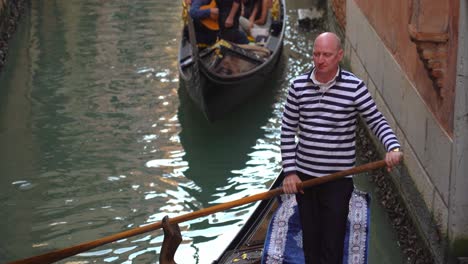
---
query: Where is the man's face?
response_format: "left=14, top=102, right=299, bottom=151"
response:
left=312, top=36, right=343, bottom=77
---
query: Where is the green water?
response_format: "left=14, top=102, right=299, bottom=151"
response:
left=0, top=0, right=405, bottom=263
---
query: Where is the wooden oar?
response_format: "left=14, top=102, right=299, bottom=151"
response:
left=9, top=159, right=386, bottom=264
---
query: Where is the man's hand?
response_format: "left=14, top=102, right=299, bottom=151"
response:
left=385, top=150, right=403, bottom=172
left=225, top=16, right=234, bottom=28
left=282, top=173, right=303, bottom=194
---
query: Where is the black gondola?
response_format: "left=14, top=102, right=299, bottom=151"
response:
left=178, top=0, right=286, bottom=122
left=213, top=163, right=380, bottom=264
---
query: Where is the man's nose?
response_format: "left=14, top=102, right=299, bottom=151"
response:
left=316, top=55, right=324, bottom=63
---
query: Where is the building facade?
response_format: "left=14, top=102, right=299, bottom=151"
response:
left=329, top=0, right=467, bottom=262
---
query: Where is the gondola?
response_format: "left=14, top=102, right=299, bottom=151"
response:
left=178, top=0, right=286, bottom=122
left=213, top=162, right=379, bottom=264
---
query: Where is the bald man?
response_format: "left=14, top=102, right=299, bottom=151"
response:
left=280, top=32, right=402, bottom=263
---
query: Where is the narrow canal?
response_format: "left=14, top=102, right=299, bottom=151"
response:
left=0, top=0, right=406, bottom=263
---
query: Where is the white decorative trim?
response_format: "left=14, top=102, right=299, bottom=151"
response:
left=264, top=194, right=297, bottom=264
left=346, top=190, right=369, bottom=264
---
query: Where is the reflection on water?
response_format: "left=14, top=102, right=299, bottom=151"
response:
left=0, top=0, right=285, bottom=263
left=0, top=1, right=404, bottom=263
left=175, top=52, right=286, bottom=262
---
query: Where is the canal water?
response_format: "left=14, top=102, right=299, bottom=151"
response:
left=0, top=0, right=405, bottom=263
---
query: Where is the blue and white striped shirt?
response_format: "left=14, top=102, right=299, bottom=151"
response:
left=281, top=68, right=400, bottom=177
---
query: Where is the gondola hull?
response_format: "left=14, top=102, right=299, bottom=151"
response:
left=213, top=172, right=284, bottom=264
left=181, top=51, right=282, bottom=121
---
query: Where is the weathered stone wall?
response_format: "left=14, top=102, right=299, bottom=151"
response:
left=353, top=0, right=457, bottom=137
left=0, top=0, right=26, bottom=75
left=451, top=0, right=468, bottom=260
left=341, top=0, right=468, bottom=262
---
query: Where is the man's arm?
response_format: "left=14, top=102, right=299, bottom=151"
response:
left=225, top=0, right=241, bottom=28
left=354, top=82, right=403, bottom=170
left=281, top=82, right=303, bottom=193
left=190, top=0, right=211, bottom=20
left=248, top=1, right=260, bottom=25
left=254, top=0, right=270, bottom=25
left=281, top=83, right=300, bottom=175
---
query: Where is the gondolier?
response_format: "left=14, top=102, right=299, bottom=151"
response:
left=280, top=32, right=403, bottom=263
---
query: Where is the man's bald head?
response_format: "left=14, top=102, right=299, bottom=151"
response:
left=312, top=32, right=344, bottom=83
left=314, top=32, right=342, bottom=52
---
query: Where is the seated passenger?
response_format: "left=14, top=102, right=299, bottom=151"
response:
left=216, top=0, right=249, bottom=44
left=189, top=0, right=219, bottom=46
left=239, top=0, right=272, bottom=41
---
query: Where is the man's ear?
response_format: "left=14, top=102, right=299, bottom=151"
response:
left=338, top=49, right=344, bottom=61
